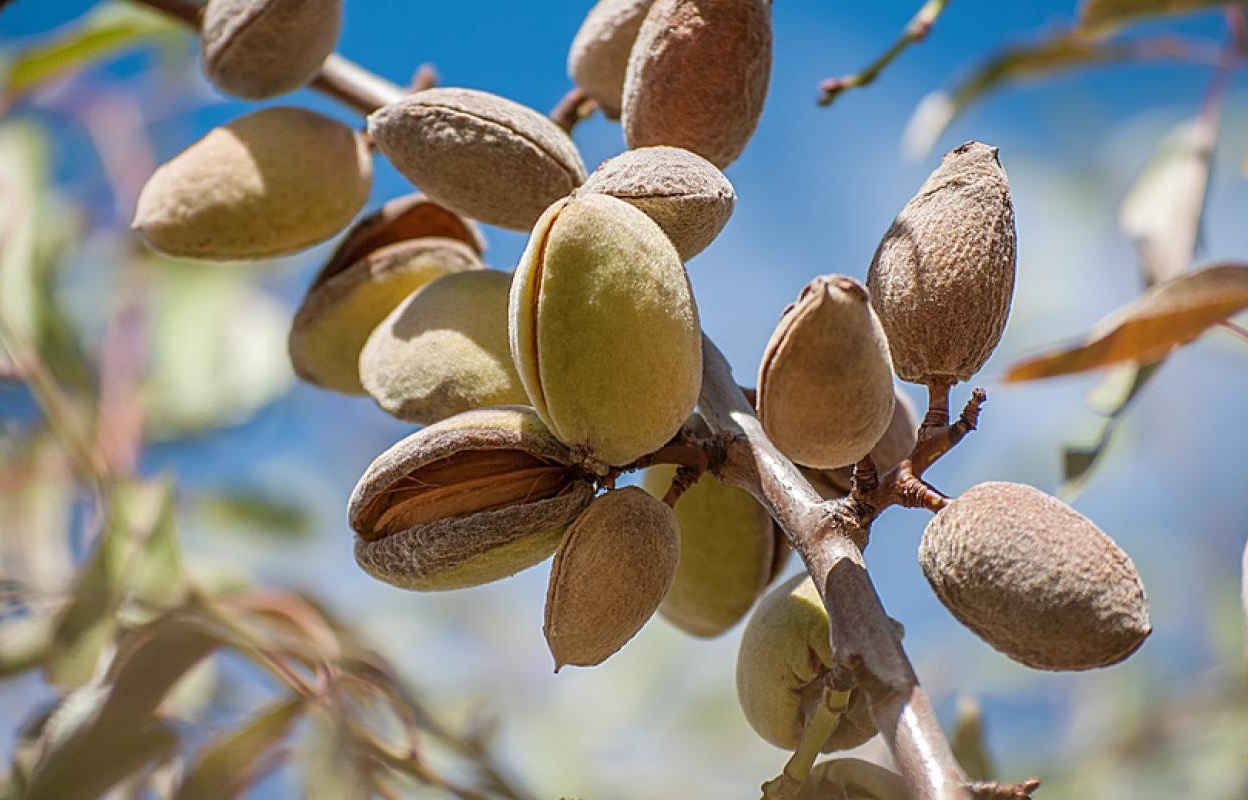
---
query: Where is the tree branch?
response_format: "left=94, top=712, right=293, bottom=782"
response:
left=818, top=0, right=950, bottom=106
left=127, top=0, right=406, bottom=114
left=696, top=336, right=973, bottom=800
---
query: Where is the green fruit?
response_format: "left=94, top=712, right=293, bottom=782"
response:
left=642, top=465, right=780, bottom=637
left=133, top=107, right=371, bottom=260
left=349, top=406, right=595, bottom=591
left=359, top=270, right=528, bottom=424
left=201, top=0, right=341, bottom=100
left=758, top=276, right=896, bottom=469
left=510, top=193, right=702, bottom=468
left=920, top=481, right=1150, bottom=670
left=867, top=141, right=1016, bottom=385
left=543, top=487, right=679, bottom=669
left=290, top=238, right=483, bottom=395
left=580, top=146, right=735, bottom=261
left=368, top=88, right=587, bottom=231
left=736, top=574, right=878, bottom=752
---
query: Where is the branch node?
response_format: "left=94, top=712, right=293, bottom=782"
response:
left=967, top=778, right=1042, bottom=799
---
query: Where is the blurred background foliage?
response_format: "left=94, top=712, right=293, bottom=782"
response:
left=0, top=1, right=1246, bottom=798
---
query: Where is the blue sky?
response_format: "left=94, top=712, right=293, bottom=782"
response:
left=2, top=2, right=1247, bottom=797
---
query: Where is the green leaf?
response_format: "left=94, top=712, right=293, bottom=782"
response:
left=43, top=479, right=180, bottom=691
left=903, top=33, right=1199, bottom=159
left=141, top=259, right=294, bottom=439
left=301, top=711, right=374, bottom=800
left=1, top=3, right=182, bottom=100
left=0, top=122, right=48, bottom=372
left=128, top=477, right=190, bottom=611
left=1061, top=362, right=1162, bottom=496
left=0, top=433, right=75, bottom=593
left=1080, top=0, right=1228, bottom=35
left=1120, top=116, right=1216, bottom=287
left=175, top=696, right=306, bottom=800
left=0, top=614, right=54, bottom=678
left=1006, top=263, right=1248, bottom=381
left=949, top=696, right=995, bottom=782
left=192, top=490, right=312, bottom=542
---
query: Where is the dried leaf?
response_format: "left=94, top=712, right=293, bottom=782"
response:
left=1005, top=263, right=1248, bottom=381
left=1120, top=117, right=1215, bottom=287
left=174, top=696, right=305, bottom=800
left=26, top=612, right=222, bottom=800
left=1, top=3, right=181, bottom=101
left=1080, top=0, right=1227, bottom=35
left=903, top=33, right=1196, bottom=160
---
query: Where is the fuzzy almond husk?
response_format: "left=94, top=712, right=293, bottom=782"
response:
left=510, top=194, right=701, bottom=468
left=736, top=574, right=878, bottom=752
left=543, top=487, right=679, bottom=669
left=867, top=141, right=1016, bottom=385
left=368, top=88, right=587, bottom=231
left=642, top=465, right=779, bottom=637
left=132, top=107, right=371, bottom=260
left=360, top=270, right=528, bottom=425
left=289, top=238, right=483, bottom=395
left=758, top=275, right=896, bottom=469
left=567, top=0, right=656, bottom=119
left=622, top=0, right=772, bottom=168
left=201, top=0, right=340, bottom=100
left=349, top=406, right=594, bottom=591
left=919, top=481, right=1151, bottom=670
left=314, top=194, right=485, bottom=287
left=580, top=146, right=735, bottom=260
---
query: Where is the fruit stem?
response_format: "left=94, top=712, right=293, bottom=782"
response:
left=783, top=687, right=850, bottom=785
left=549, top=86, right=600, bottom=134
left=697, top=334, right=977, bottom=800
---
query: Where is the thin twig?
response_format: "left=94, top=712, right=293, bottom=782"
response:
left=126, top=0, right=405, bottom=113
left=1219, top=320, right=1248, bottom=343
left=819, top=0, right=950, bottom=106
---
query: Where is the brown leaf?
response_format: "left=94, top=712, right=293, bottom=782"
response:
left=903, top=33, right=1211, bottom=160
left=1080, top=0, right=1226, bottom=35
left=1005, top=263, right=1248, bottom=381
